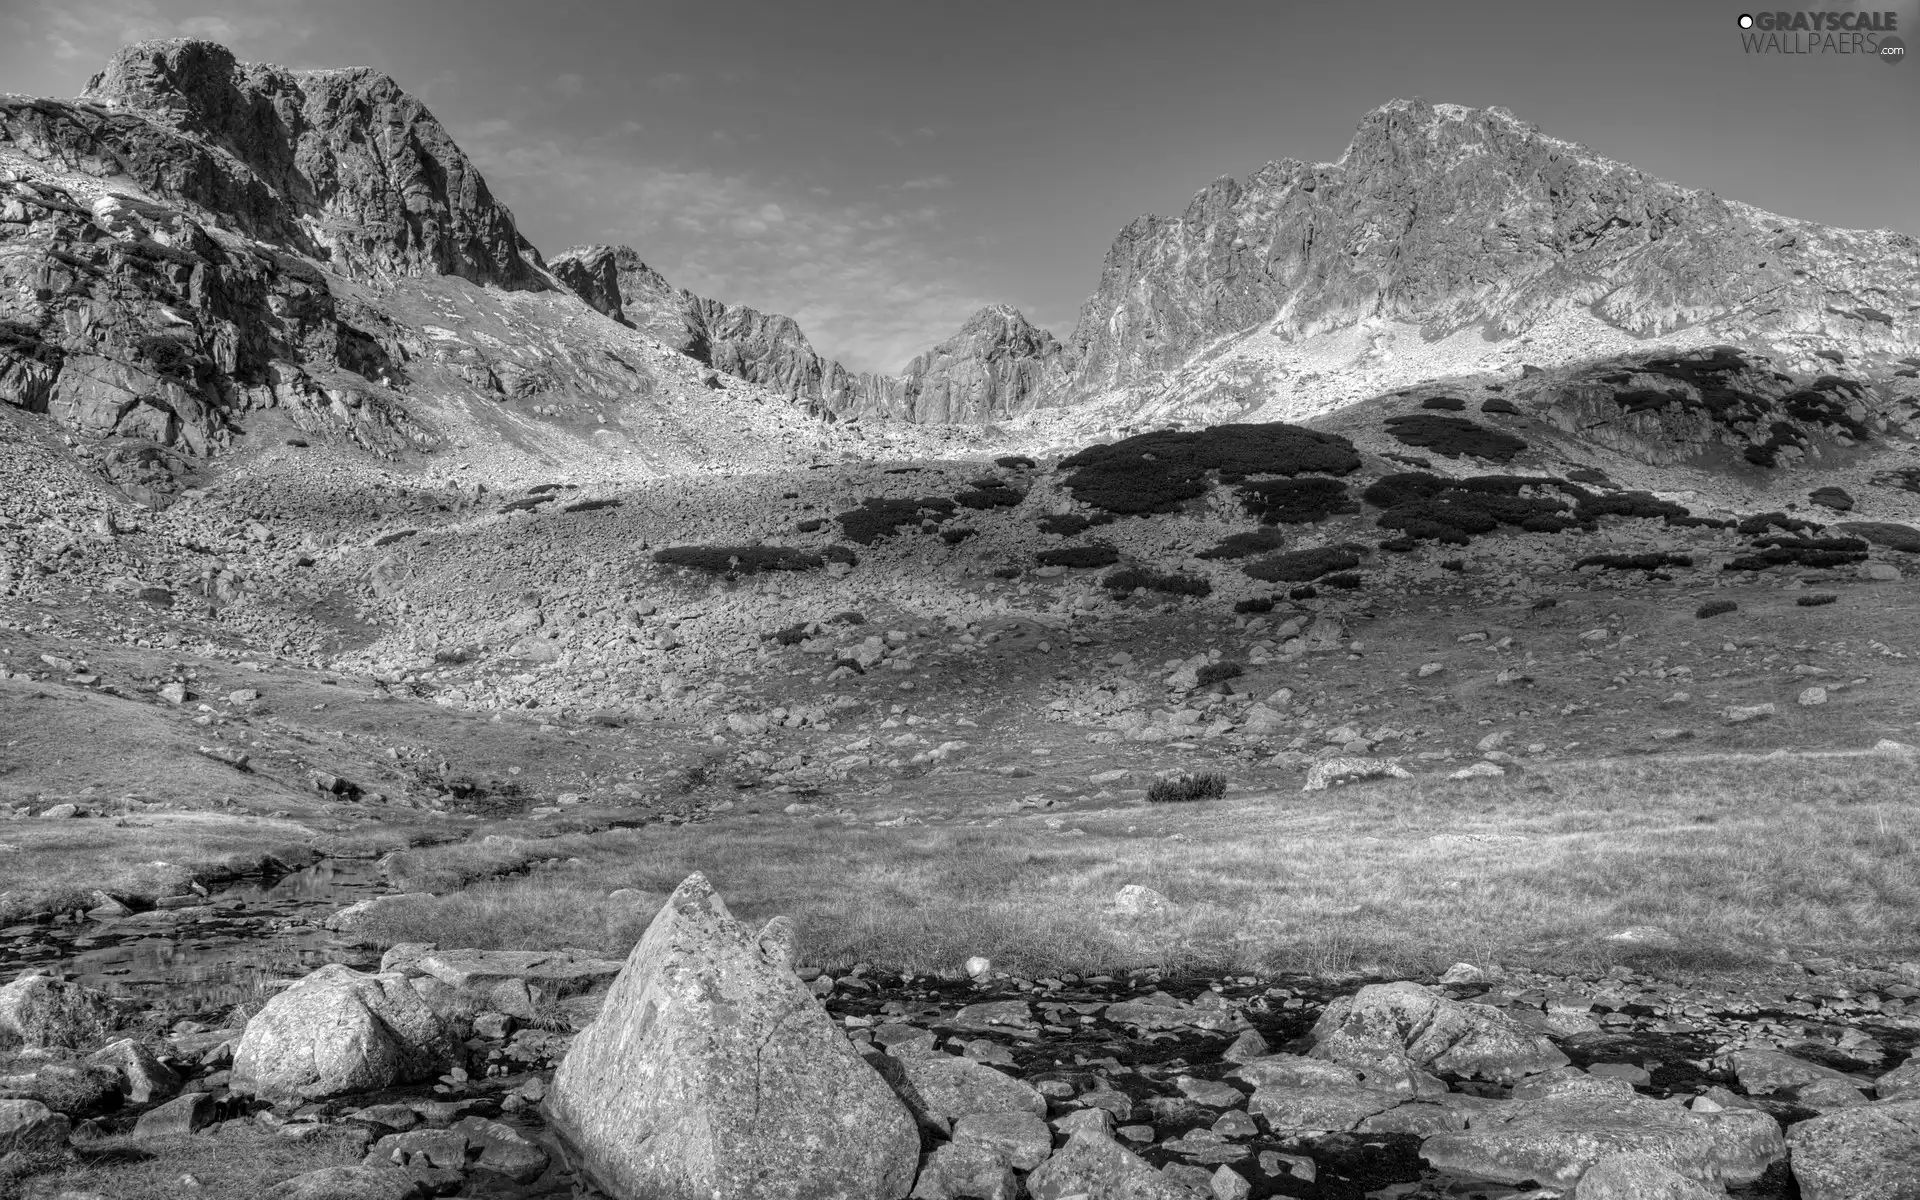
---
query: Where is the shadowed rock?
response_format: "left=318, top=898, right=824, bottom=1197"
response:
left=231, top=963, right=459, bottom=1102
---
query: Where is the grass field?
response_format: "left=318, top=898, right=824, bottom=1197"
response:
left=353, top=749, right=1920, bottom=979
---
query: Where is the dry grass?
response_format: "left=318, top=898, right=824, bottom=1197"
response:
left=12, top=1128, right=366, bottom=1200
left=354, top=751, right=1920, bottom=979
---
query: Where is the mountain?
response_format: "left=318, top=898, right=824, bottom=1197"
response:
left=1055, top=99, right=1920, bottom=424
left=548, top=245, right=1065, bottom=423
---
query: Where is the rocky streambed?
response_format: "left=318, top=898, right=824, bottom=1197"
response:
left=4, top=876, right=1920, bottom=1198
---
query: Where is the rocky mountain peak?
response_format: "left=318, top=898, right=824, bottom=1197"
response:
left=80, top=38, right=550, bottom=291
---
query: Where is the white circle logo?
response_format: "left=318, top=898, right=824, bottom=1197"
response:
left=1738, top=12, right=1754, bottom=28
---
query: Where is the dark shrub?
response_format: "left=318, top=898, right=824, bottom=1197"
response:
left=1103, top=568, right=1212, bottom=597
left=967, top=476, right=1004, bottom=489
left=1575, top=553, right=1693, bottom=571
left=796, top=518, right=825, bottom=533
left=942, top=527, right=977, bottom=544
left=1737, top=511, right=1822, bottom=536
left=1809, top=486, right=1854, bottom=512
left=822, top=545, right=859, bottom=565
left=1199, top=528, right=1287, bottom=559
left=1147, top=772, right=1228, bottom=803
left=1481, top=398, right=1521, bottom=415
left=1195, top=662, right=1243, bottom=687
left=1243, top=547, right=1360, bottom=583
left=1727, top=537, right=1867, bottom=570
left=767, top=624, right=809, bottom=645
left=1288, top=585, right=1317, bottom=599
left=1797, top=592, right=1839, bottom=606
left=1566, top=467, right=1609, bottom=484
left=1036, top=543, right=1119, bottom=568
left=992, top=565, right=1022, bottom=579
left=1835, top=522, right=1920, bottom=553
left=830, top=611, right=866, bottom=625
left=1383, top=414, right=1528, bottom=462
left=1751, top=535, right=1868, bottom=553
left=500, top=496, right=554, bottom=513
left=1421, top=396, right=1467, bottom=411
left=1874, top=467, right=1920, bottom=495
left=1362, top=472, right=1447, bottom=509
left=955, top=485, right=1023, bottom=510
left=995, top=455, right=1037, bottom=469
left=1379, top=537, right=1419, bottom=552
left=1383, top=452, right=1433, bottom=469
left=1696, top=600, right=1738, bottom=619
left=1815, top=349, right=1845, bottom=364
left=1038, top=512, right=1114, bottom=536
left=1057, top=423, right=1360, bottom=514
left=1320, top=571, right=1363, bottom=589
left=1575, top=491, right=1691, bottom=523
left=563, top=498, right=621, bottom=513
left=1233, top=598, right=1276, bottom=614
left=1240, top=477, right=1358, bottom=524
left=1783, top=390, right=1871, bottom=439
left=837, top=496, right=957, bottom=544
left=654, top=545, right=822, bottom=574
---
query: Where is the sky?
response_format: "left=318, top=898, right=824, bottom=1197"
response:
left=3, top=0, right=1916, bottom=375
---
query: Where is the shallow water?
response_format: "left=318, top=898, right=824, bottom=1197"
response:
left=0, top=859, right=385, bottom=1012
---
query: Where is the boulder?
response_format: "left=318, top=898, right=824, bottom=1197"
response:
left=133, top=1091, right=216, bottom=1143
left=950, top=1111, right=1053, bottom=1170
left=1731, top=1048, right=1869, bottom=1098
left=410, top=948, right=623, bottom=1019
left=1249, top=1083, right=1404, bottom=1132
left=1419, top=1076, right=1783, bottom=1188
left=1787, top=1097, right=1920, bottom=1200
left=1025, top=1127, right=1209, bottom=1200
left=1876, top=1059, right=1920, bottom=1101
left=1572, top=1151, right=1725, bottom=1199
left=0, top=974, right=115, bottom=1048
left=88, top=1037, right=180, bottom=1103
left=1311, top=981, right=1569, bottom=1082
left=231, top=963, right=458, bottom=1101
left=1104, top=992, right=1251, bottom=1034
left=0, top=1098, right=69, bottom=1154
left=909, top=1142, right=1017, bottom=1200
left=547, top=873, right=918, bottom=1200
left=878, top=1052, right=1048, bottom=1131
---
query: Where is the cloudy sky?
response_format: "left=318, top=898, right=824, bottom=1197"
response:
left=4, top=0, right=1915, bottom=374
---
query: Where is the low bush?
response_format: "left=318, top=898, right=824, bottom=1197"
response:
left=955, top=485, right=1023, bottom=510
left=1809, top=486, right=1855, bottom=512
left=1420, top=396, right=1466, bottom=410
left=1243, top=547, right=1360, bottom=583
left=1240, top=477, right=1359, bottom=524
left=1195, top=662, right=1243, bottom=687
left=562, top=498, right=621, bottom=513
left=767, top=624, right=810, bottom=646
left=1233, top=598, right=1276, bottom=614
left=992, top=565, right=1022, bottom=579
left=1198, top=528, right=1287, bottom=559
left=1575, top=552, right=1693, bottom=571
left=1797, top=593, right=1839, bottom=607
left=1481, top=397, right=1521, bottom=415
left=837, top=496, right=958, bottom=544
left=1037, top=512, right=1114, bottom=536
left=1383, top=414, right=1528, bottom=462
left=942, top=527, right=977, bottom=544
left=823, top=545, right=860, bottom=565
left=1379, top=537, right=1419, bottom=552
left=654, top=545, right=822, bottom=574
left=1696, top=600, right=1738, bottom=619
left=1147, top=772, right=1228, bottom=803
left=1036, top=543, right=1119, bottom=568
left=1058, top=422, right=1360, bottom=514
left=1727, top=538, right=1868, bottom=570
left=830, top=611, right=866, bottom=625
left=1320, top=572, right=1363, bottom=589
left=1737, top=511, right=1822, bottom=536
left=995, top=455, right=1037, bottom=469
left=1102, top=567, right=1212, bottom=597
left=1783, top=389, right=1871, bottom=439
left=1574, top=491, right=1691, bottom=523
left=1288, top=585, right=1317, bottom=599
left=1565, top=467, right=1609, bottom=484
left=796, top=518, right=825, bottom=533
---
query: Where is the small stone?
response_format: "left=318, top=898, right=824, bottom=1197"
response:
left=1799, top=687, right=1828, bottom=707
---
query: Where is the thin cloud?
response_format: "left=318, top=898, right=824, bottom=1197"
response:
left=549, top=71, right=585, bottom=98
left=898, top=174, right=952, bottom=191
left=649, top=71, right=692, bottom=92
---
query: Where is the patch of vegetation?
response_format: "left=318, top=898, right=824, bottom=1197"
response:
left=1420, top=396, right=1466, bottom=410
left=1565, top=467, right=1609, bottom=484
left=1320, top=571, right=1363, bottom=589
left=955, top=485, right=1024, bottom=510
left=1783, top=386, right=1870, bottom=440
left=796, top=518, right=825, bottom=533
left=1809, top=486, right=1854, bottom=512
left=1243, top=547, right=1360, bottom=583
left=941, top=527, right=976, bottom=544
left=822, top=545, right=859, bottom=566
left=1737, top=511, right=1822, bottom=537
left=1147, top=772, right=1228, bottom=803
left=1835, top=522, right=1920, bottom=554
left=1728, top=536, right=1868, bottom=570
left=767, top=624, right=809, bottom=646
left=1239, top=477, right=1359, bottom=524
left=1481, top=398, right=1521, bottom=415
left=1797, top=593, right=1839, bottom=607
left=1696, top=600, right=1738, bottom=619
left=1102, top=567, right=1212, bottom=597
left=1036, top=543, right=1119, bottom=568
left=1383, top=414, right=1528, bottom=462
left=1379, top=537, right=1419, bottom=552
left=1037, top=512, right=1114, bottom=536
left=830, top=611, right=867, bottom=625
left=1198, top=528, right=1287, bottom=560
left=654, top=545, right=823, bottom=574
left=1371, top=474, right=1576, bottom=543
left=995, top=455, right=1037, bottom=469
left=1383, top=452, right=1432, bottom=469
left=1288, top=585, right=1318, bottom=599
left=992, top=565, right=1022, bottom=579
left=1574, top=491, right=1691, bottom=523
left=562, top=498, right=621, bottom=513
left=1873, top=467, right=1920, bottom=495
left=1233, top=598, right=1276, bottom=614
left=1576, top=553, right=1694, bottom=571
left=1057, top=423, right=1360, bottom=514
left=837, top=496, right=957, bottom=544
left=1195, top=662, right=1243, bottom=687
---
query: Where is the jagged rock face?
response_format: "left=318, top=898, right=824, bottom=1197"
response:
left=0, top=173, right=433, bottom=503
left=886, top=305, right=1069, bottom=424
left=549, top=244, right=699, bottom=352
left=78, top=39, right=550, bottom=290
left=1066, top=99, right=1920, bottom=402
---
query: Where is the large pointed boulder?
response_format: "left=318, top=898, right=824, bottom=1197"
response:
left=231, top=964, right=459, bottom=1102
left=546, top=873, right=919, bottom=1200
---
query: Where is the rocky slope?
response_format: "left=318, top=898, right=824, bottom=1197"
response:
left=1054, top=100, right=1920, bottom=420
